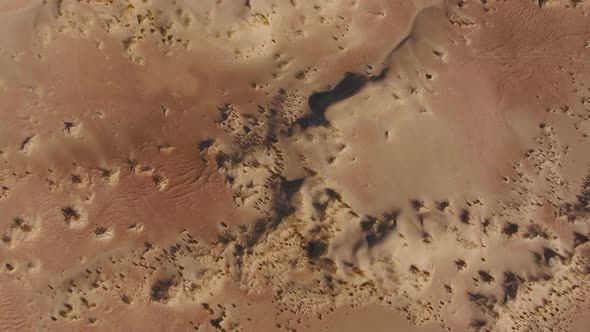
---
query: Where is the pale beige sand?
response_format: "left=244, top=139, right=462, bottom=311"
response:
left=1, top=0, right=590, bottom=331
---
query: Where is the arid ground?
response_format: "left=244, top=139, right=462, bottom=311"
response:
left=1, top=0, right=590, bottom=331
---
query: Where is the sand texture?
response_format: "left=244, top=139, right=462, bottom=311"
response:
left=1, top=0, right=590, bottom=331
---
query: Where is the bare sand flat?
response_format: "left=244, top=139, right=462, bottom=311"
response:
left=1, top=1, right=590, bottom=331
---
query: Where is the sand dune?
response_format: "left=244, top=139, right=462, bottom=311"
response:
left=1, top=0, right=590, bottom=331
